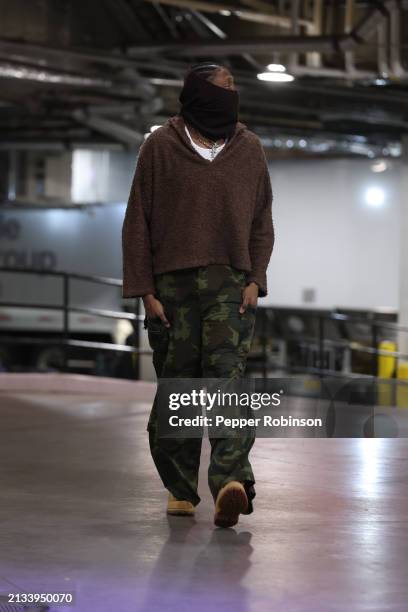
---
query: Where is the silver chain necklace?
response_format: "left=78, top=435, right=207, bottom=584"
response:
left=190, top=127, right=224, bottom=160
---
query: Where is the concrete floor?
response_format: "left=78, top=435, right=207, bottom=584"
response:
left=0, top=387, right=408, bottom=612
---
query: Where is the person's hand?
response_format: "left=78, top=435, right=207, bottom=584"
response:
left=239, top=282, right=259, bottom=314
left=142, top=294, right=171, bottom=327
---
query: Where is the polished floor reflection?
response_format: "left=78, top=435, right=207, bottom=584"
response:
left=0, top=389, right=407, bottom=611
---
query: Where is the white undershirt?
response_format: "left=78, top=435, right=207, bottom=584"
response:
left=184, top=124, right=226, bottom=161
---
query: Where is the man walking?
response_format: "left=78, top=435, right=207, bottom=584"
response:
left=122, top=62, right=275, bottom=527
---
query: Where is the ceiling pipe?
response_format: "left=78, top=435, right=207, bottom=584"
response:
left=287, top=0, right=300, bottom=75
left=142, top=0, right=315, bottom=29
left=126, top=0, right=400, bottom=56
left=0, top=2, right=395, bottom=65
left=286, top=0, right=375, bottom=80
left=344, top=0, right=356, bottom=75
left=125, top=35, right=354, bottom=56
left=341, top=0, right=378, bottom=81
left=306, top=0, right=323, bottom=69
left=389, top=0, right=408, bottom=79
left=151, top=1, right=181, bottom=39
left=72, top=109, right=144, bottom=147
left=0, top=1, right=401, bottom=89
left=289, top=65, right=375, bottom=79
left=320, top=110, right=408, bottom=129
left=190, top=9, right=263, bottom=70
left=0, top=142, right=125, bottom=151
left=338, top=0, right=392, bottom=51
left=377, top=17, right=390, bottom=76
left=0, top=39, right=142, bottom=69
left=0, top=60, right=156, bottom=100
left=0, top=62, right=113, bottom=88
left=239, top=0, right=318, bottom=35
left=191, top=8, right=227, bottom=38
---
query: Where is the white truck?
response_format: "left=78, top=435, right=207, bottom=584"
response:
left=0, top=204, right=154, bottom=379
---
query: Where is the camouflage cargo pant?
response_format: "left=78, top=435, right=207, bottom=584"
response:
left=144, top=264, right=257, bottom=513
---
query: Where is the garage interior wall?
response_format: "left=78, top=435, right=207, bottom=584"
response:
left=70, top=150, right=400, bottom=310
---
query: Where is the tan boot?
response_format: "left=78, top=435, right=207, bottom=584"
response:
left=214, top=481, right=248, bottom=528
left=167, top=493, right=195, bottom=516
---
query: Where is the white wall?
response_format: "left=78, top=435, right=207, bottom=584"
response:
left=69, top=149, right=402, bottom=311
left=71, top=150, right=136, bottom=203
left=45, top=153, right=72, bottom=201
left=266, top=157, right=401, bottom=310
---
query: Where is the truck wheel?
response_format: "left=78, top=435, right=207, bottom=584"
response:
left=35, top=346, right=65, bottom=372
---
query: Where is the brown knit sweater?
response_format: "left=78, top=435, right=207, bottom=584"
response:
left=122, top=114, right=274, bottom=298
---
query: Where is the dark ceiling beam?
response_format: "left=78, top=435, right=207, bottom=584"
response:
left=238, top=90, right=408, bottom=129
left=0, top=39, right=146, bottom=70
left=151, top=2, right=181, bottom=39
left=190, top=9, right=227, bottom=39
left=2, top=38, right=408, bottom=112
left=0, top=139, right=125, bottom=150
left=0, top=61, right=113, bottom=89
left=0, top=38, right=188, bottom=79
left=72, top=109, right=145, bottom=146
left=141, top=0, right=314, bottom=28
left=178, top=9, right=207, bottom=38
left=0, top=0, right=394, bottom=71
left=126, top=0, right=399, bottom=55
left=189, top=9, right=264, bottom=70
left=0, top=61, right=155, bottom=102
left=101, top=0, right=148, bottom=41
left=0, top=1, right=402, bottom=67
left=127, top=34, right=349, bottom=56
left=129, top=0, right=165, bottom=38
left=287, top=82, right=408, bottom=107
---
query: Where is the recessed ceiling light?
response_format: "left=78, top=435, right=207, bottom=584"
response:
left=257, top=72, right=295, bottom=82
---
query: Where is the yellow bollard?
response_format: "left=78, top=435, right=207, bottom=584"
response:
left=378, top=341, right=396, bottom=377
left=397, top=361, right=408, bottom=409
left=378, top=341, right=396, bottom=407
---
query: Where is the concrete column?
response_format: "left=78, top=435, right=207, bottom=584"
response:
left=398, top=134, right=408, bottom=362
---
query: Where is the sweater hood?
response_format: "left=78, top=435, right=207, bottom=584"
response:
left=165, top=113, right=248, bottom=155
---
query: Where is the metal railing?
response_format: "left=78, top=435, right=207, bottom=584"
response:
left=254, top=306, right=408, bottom=385
left=0, top=266, right=145, bottom=377
left=1, top=266, right=408, bottom=389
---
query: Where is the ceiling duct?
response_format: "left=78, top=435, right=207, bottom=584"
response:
left=141, top=0, right=314, bottom=29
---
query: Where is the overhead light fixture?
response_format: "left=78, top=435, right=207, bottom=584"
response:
left=219, top=9, right=231, bottom=15
left=266, top=63, right=286, bottom=73
left=257, top=72, right=295, bottom=82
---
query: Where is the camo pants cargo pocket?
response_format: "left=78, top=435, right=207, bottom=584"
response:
left=236, top=303, right=257, bottom=376
left=144, top=315, right=170, bottom=378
